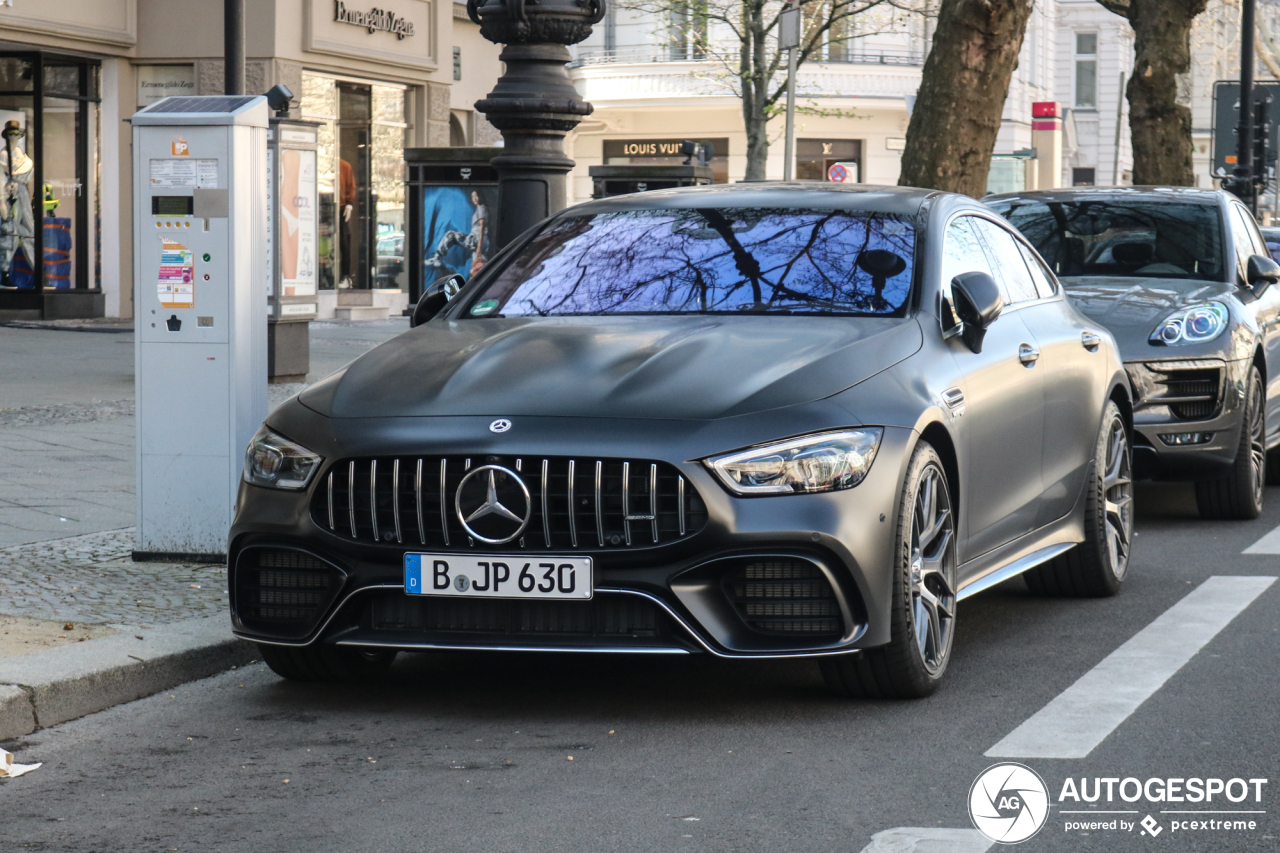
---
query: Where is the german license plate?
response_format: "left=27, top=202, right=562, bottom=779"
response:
left=403, top=554, right=593, bottom=600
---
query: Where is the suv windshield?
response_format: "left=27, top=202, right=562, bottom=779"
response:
left=987, top=198, right=1224, bottom=281
left=464, top=207, right=916, bottom=317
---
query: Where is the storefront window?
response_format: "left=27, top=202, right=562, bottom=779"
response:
left=796, top=139, right=862, bottom=183
left=301, top=71, right=409, bottom=291
left=0, top=53, right=100, bottom=307
left=302, top=73, right=338, bottom=291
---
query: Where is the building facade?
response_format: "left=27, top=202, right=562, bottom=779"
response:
left=564, top=2, right=1060, bottom=203
left=0, top=0, right=499, bottom=321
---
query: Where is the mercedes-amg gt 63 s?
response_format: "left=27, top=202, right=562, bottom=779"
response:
left=232, top=184, right=1134, bottom=698
left=988, top=188, right=1280, bottom=520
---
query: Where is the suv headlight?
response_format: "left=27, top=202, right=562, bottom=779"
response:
left=706, top=429, right=883, bottom=495
left=243, top=426, right=322, bottom=490
left=1150, top=303, right=1228, bottom=345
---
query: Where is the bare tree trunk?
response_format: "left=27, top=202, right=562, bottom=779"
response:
left=742, top=0, right=770, bottom=180
left=1100, top=0, right=1206, bottom=186
left=898, top=0, right=1033, bottom=196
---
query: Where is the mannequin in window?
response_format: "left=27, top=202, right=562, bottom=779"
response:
left=338, top=157, right=356, bottom=286
left=0, top=120, right=35, bottom=287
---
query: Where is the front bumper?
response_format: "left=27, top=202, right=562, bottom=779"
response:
left=228, top=416, right=915, bottom=659
left=1126, top=357, right=1250, bottom=480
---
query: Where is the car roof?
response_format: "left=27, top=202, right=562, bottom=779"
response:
left=984, top=186, right=1230, bottom=206
left=564, top=183, right=953, bottom=218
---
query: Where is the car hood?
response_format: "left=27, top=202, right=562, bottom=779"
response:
left=1061, top=276, right=1235, bottom=341
left=300, top=315, right=922, bottom=420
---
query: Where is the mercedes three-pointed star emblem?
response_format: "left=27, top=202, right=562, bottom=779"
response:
left=454, top=464, right=532, bottom=544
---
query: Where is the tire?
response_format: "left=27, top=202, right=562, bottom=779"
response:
left=258, top=643, right=397, bottom=683
left=1196, top=366, right=1265, bottom=520
left=1026, top=401, right=1132, bottom=598
left=821, top=441, right=957, bottom=699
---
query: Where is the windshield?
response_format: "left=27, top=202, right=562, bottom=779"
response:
left=463, top=207, right=916, bottom=317
left=987, top=199, right=1224, bottom=281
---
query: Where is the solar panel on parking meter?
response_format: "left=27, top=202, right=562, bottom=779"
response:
left=131, top=96, right=269, bottom=560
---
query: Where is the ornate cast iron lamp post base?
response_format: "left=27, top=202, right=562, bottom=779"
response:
left=468, top=0, right=604, bottom=248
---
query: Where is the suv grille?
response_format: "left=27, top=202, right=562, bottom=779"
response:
left=310, top=456, right=707, bottom=551
left=234, top=549, right=343, bottom=639
left=1144, top=365, right=1223, bottom=421
left=723, top=559, right=843, bottom=637
left=368, top=592, right=666, bottom=638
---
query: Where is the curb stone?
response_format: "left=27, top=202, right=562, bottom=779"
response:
left=0, top=685, right=35, bottom=741
left=0, top=615, right=253, bottom=740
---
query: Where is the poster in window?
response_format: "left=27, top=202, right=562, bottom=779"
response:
left=423, top=185, right=498, bottom=282
left=280, top=148, right=318, bottom=297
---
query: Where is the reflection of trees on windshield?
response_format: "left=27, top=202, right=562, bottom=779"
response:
left=476, top=208, right=915, bottom=317
left=993, top=200, right=1223, bottom=281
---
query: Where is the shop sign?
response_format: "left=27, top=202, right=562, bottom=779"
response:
left=603, top=138, right=730, bottom=159
left=137, top=66, right=196, bottom=108
left=334, top=1, right=415, bottom=38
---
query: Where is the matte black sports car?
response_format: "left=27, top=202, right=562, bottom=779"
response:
left=233, top=184, right=1133, bottom=698
left=987, top=188, right=1280, bottom=520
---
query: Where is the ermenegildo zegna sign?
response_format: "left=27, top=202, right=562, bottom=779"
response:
left=334, top=1, right=416, bottom=38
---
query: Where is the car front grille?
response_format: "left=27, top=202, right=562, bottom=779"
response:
left=367, top=591, right=667, bottom=638
left=310, top=455, right=708, bottom=551
left=723, top=559, right=843, bottom=637
left=1136, top=364, right=1223, bottom=421
left=234, top=549, right=344, bottom=639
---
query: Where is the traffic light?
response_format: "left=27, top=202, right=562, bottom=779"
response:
left=1254, top=96, right=1272, bottom=193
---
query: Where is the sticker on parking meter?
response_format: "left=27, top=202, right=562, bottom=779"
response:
left=158, top=237, right=195, bottom=308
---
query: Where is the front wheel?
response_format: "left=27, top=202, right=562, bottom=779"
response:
left=821, top=440, right=957, bottom=699
left=1026, top=400, right=1132, bottom=597
left=1196, top=366, right=1265, bottom=520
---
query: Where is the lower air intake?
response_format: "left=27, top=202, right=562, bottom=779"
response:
left=235, top=549, right=343, bottom=640
left=723, top=559, right=843, bottom=637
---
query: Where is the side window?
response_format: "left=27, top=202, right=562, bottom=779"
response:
left=1230, top=206, right=1260, bottom=278
left=941, top=216, right=995, bottom=329
left=973, top=217, right=1041, bottom=303
left=1017, top=242, right=1058, bottom=299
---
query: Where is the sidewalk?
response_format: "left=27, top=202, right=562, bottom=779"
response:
left=0, top=318, right=409, bottom=740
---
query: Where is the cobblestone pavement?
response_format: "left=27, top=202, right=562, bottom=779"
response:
left=0, top=528, right=227, bottom=627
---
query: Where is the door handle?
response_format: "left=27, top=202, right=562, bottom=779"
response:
left=1019, top=343, right=1040, bottom=366
left=1081, top=330, right=1102, bottom=351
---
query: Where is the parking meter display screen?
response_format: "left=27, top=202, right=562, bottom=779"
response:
left=152, top=196, right=194, bottom=216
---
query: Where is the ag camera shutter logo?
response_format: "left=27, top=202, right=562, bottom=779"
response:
left=969, top=763, right=1050, bottom=844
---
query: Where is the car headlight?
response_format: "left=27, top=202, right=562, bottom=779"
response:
left=706, top=429, right=883, bottom=495
left=1150, top=303, right=1229, bottom=345
left=242, top=426, right=322, bottom=490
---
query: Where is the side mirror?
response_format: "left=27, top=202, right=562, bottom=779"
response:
left=951, top=272, right=1004, bottom=354
left=410, top=274, right=465, bottom=327
left=1247, top=254, right=1280, bottom=295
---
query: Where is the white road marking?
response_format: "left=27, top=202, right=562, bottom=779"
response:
left=857, top=827, right=993, bottom=853
left=1242, top=523, right=1280, bottom=553
left=985, top=575, right=1276, bottom=759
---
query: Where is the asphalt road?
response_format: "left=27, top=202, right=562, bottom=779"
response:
left=1, top=482, right=1277, bottom=852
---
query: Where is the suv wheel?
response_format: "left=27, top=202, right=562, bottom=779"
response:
left=1196, top=366, right=1265, bottom=520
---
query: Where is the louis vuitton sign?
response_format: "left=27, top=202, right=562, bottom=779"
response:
left=334, top=1, right=415, bottom=38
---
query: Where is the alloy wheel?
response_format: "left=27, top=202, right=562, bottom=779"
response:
left=1249, top=379, right=1266, bottom=507
left=909, top=464, right=956, bottom=675
left=1102, top=417, right=1133, bottom=580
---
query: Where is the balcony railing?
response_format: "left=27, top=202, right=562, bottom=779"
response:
left=569, top=47, right=925, bottom=69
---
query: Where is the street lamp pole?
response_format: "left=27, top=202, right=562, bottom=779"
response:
left=780, top=2, right=800, bottom=181
left=469, top=0, right=605, bottom=249
left=224, top=0, right=245, bottom=96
